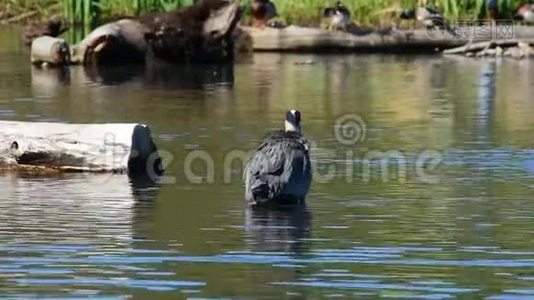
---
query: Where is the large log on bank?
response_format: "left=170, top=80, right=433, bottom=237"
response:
left=140, top=0, right=242, bottom=63
left=71, top=19, right=149, bottom=65
left=0, top=121, right=162, bottom=175
left=71, top=0, right=242, bottom=65
left=242, top=25, right=534, bottom=52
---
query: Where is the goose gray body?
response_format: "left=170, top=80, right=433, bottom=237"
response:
left=244, top=129, right=312, bottom=206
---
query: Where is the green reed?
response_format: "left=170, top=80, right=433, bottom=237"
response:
left=61, top=0, right=194, bottom=25
left=263, top=0, right=525, bottom=26
left=7, top=0, right=524, bottom=26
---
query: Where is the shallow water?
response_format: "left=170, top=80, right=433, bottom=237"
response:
left=2, top=28, right=534, bottom=299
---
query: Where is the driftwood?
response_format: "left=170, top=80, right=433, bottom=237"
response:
left=31, top=36, right=70, bottom=66
left=242, top=25, right=534, bottom=52
left=140, top=0, right=242, bottom=63
left=70, top=0, right=242, bottom=65
left=443, top=39, right=534, bottom=54
left=243, top=25, right=462, bottom=52
left=0, top=121, right=162, bottom=175
left=444, top=39, right=534, bottom=58
left=71, top=19, right=149, bottom=65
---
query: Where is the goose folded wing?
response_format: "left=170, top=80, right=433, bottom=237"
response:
left=248, top=142, right=292, bottom=196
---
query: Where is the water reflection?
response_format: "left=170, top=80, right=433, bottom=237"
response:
left=4, top=30, right=534, bottom=298
left=476, top=60, right=496, bottom=145
left=144, top=61, right=234, bottom=89
left=31, top=62, right=234, bottom=91
left=31, top=67, right=70, bottom=98
left=84, top=62, right=235, bottom=89
left=130, top=175, right=161, bottom=203
left=245, top=206, right=312, bottom=254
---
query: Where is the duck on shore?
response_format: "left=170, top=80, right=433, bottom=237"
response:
left=515, top=3, right=534, bottom=24
left=322, top=1, right=352, bottom=31
left=22, top=18, right=68, bottom=46
left=486, top=0, right=499, bottom=22
left=250, top=0, right=282, bottom=28
left=400, top=6, right=455, bottom=35
left=243, top=109, right=312, bottom=207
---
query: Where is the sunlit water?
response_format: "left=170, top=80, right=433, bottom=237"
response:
left=1, top=28, right=534, bottom=299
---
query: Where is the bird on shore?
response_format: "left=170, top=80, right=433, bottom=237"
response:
left=400, top=6, right=455, bottom=35
left=22, top=18, right=68, bottom=46
left=250, top=0, right=283, bottom=28
left=243, top=109, right=312, bottom=207
left=322, top=1, right=352, bottom=31
left=486, top=0, right=499, bottom=22
left=515, top=3, right=534, bottom=24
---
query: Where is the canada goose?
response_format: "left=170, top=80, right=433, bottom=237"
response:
left=251, top=0, right=279, bottom=28
left=515, top=3, right=534, bottom=24
left=400, top=6, right=455, bottom=35
left=322, top=1, right=352, bottom=31
left=486, top=0, right=499, bottom=22
left=22, top=18, right=68, bottom=46
left=243, top=109, right=312, bottom=206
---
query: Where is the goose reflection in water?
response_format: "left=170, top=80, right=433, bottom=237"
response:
left=245, top=206, right=312, bottom=254
left=130, top=175, right=161, bottom=203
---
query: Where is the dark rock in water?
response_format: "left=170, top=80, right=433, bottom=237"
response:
left=138, top=0, right=242, bottom=63
left=22, top=18, right=69, bottom=46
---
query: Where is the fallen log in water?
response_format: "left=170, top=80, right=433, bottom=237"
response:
left=71, top=19, right=149, bottom=65
left=242, top=25, right=534, bottom=53
left=0, top=121, right=162, bottom=176
left=242, top=25, right=460, bottom=52
left=443, top=39, right=534, bottom=58
left=140, top=0, right=241, bottom=63
left=31, top=36, right=70, bottom=66
left=70, top=0, right=242, bottom=65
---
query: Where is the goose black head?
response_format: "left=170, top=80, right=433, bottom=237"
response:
left=285, top=109, right=301, bottom=133
left=400, top=8, right=416, bottom=19
left=323, top=7, right=336, bottom=17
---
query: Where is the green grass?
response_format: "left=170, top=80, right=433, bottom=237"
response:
left=0, top=0, right=59, bottom=21
left=62, top=0, right=195, bottom=24
left=267, top=0, right=525, bottom=26
left=0, top=0, right=526, bottom=25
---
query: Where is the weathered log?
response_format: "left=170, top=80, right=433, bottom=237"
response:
left=31, top=36, right=70, bottom=66
left=242, top=25, right=461, bottom=52
left=0, top=122, right=162, bottom=176
left=70, top=1, right=242, bottom=65
left=443, top=39, right=534, bottom=54
left=203, top=0, right=241, bottom=38
left=242, top=25, right=534, bottom=52
left=71, top=19, right=149, bottom=65
left=140, top=0, right=242, bottom=63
